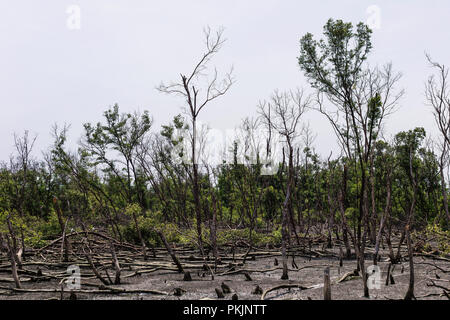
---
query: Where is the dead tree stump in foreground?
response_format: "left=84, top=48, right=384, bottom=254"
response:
left=183, top=272, right=192, bottom=281
left=323, top=267, right=331, bottom=300
left=215, top=288, right=224, bottom=298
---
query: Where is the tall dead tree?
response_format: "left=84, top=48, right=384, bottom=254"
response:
left=233, top=117, right=267, bottom=250
left=158, top=27, right=234, bottom=255
left=425, top=55, right=450, bottom=226
left=11, top=131, right=37, bottom=256
left=259, top=89, right=309, bottom=280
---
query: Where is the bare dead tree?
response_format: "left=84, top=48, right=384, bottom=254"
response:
left=425, top=55, right=450, bottom=225
left=11, top=131, right=37, bottom=256
left=259, top=89, right=310, bottom=280
left=297, top=123, right=317, bottom=239
left=158, top=26, right=234, bottom=255
left=232, top=117, right=267, bottom=248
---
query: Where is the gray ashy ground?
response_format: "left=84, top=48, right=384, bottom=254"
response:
left=1, top=244, right=448, bottom=300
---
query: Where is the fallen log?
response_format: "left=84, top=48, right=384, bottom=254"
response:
left=0, top=277, right=31, bottom=283
left=261, top=284, right=312, bottom=300
left=337, top=270, right=360, bottom=283
left=0, top=284, right=169, bottom=296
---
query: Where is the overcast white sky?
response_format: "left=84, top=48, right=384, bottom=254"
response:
left=1, top=0, right=449, bottom=161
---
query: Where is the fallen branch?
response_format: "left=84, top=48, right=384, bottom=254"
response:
left=261, top=284, right=312, bottom=300
left=337, top=270, right=360, bottom=283
left=0, top=285, right=168, bottom=296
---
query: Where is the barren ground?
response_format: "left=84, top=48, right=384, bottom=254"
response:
left=1, top=238, right=448, bottom=300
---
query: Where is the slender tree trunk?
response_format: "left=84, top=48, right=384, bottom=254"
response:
left=369, top=163, right=377, bottom=245
left=281, top=144, right=295, bottom=280
left=361, top=232, right=369, bottom=298
left=404, top=146, right=417, bottom=300
left=157, top=230, right=184, bottom=273
left=209, top=191, right=219, bottom=262
left=6, top=215, right=21, bottom=269
left=323, top=267, right=331, bottom=300
left=281, top=203, right=289, bottom=280
left=109, top=241, right=121, bottom=284
left=342, top=227, right=352, bottom=258
left=281, top=184, right=291, bottom=280
left=374, top=173, right=391, bottom=265
left=53, top=198, right=71, bottom=262
left=404, top=225, right=415, bottom=300
left=1, top=233, right=21, bottom=289
left=133, top=210, right=147, bottom=260
left=395, top=230, right=405, bottom=263
left=357, top=185, right=370, bottom=297
left=192, top=117, right=204, bottom=256
left=385, top=227, right=395, bottom=263
left=439, top=164, right=450, bottom=226
left=341, top=164, right=352, bottom=258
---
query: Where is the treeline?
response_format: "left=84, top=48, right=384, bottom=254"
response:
left=0, top=20, right=449, bottom=298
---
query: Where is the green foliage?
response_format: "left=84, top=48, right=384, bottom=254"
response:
left=425, top=223, right=450, bottom=255
left=36, top=209, right=64, bottom=240
left=0, top=211, right=47, bottom=247
left=177, top=226, right=210, bottom=247
left=345, top=207, right=358, bottom=228
left=22, top=216, right=46, bottom=248
left=299, top=18, right=372, bottom=94
left=216, top=227, right=282, bottom=246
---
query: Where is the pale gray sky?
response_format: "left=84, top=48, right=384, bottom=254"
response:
left=1, top=0, right=449, bottom=160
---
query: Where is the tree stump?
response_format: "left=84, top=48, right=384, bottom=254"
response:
left=215, top=288, right=224, bottom=298
left=173, top=288, right=186, bottom=296
left=252, top=285, right=263, bottom=295
left=183, top=271, right=192, bottom=281
left=221, top=282, right=231, bottom=294
left=323, top=267, right=331, bottom=300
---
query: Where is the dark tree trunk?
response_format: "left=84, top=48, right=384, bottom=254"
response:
left=404, top=226, right=415, bottom=300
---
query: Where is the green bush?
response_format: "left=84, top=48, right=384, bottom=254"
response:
left=216, top=227, right=282, bottom=246
left=426, top=223, right=450, bottom=256
left=37, top=209, right=63, bottom=240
